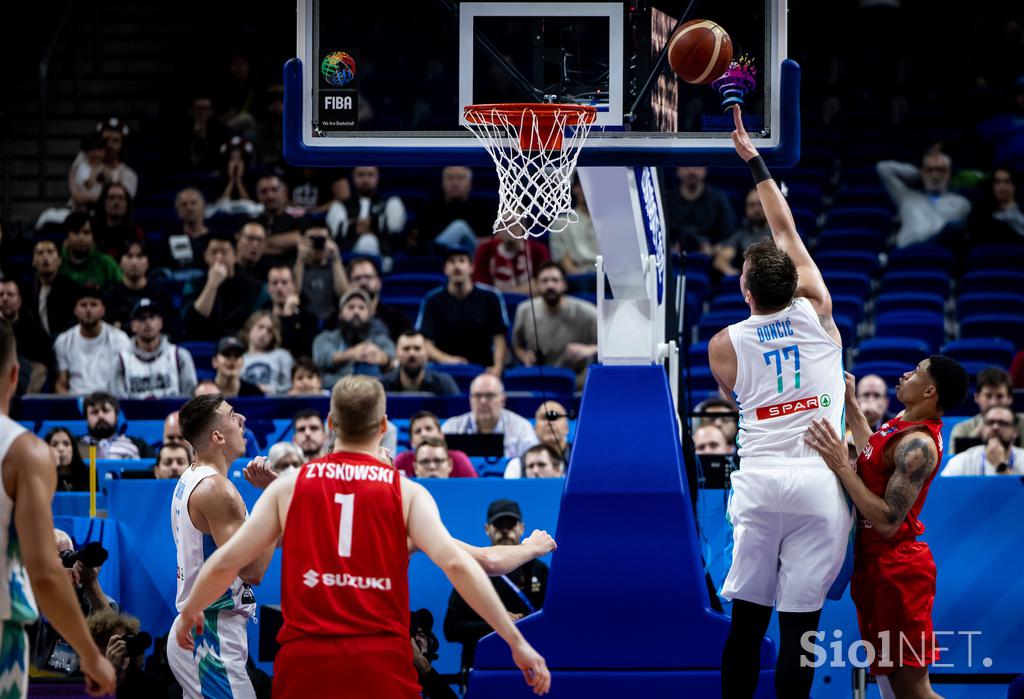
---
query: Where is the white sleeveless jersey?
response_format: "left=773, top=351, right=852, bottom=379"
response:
left=171, top=466, right=255, bottom=615
left=727, top=297, right=845, bottom=459
left=0, top=415, right=38, bottom=625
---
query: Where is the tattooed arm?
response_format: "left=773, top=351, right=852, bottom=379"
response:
left=806, top=422, right=938, bottom=539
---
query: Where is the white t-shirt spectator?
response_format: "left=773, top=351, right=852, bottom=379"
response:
left=242, top=348, right=295, bottom=395
left=941, top=445, right=1024, bottom=476
left=442, top=409, right=539, bottom=459
left=54, top=323, right=132, bottom=395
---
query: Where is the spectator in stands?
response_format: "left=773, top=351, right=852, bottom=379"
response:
left=92, top=183, right=144, bottom=258
left=288, top=166, right=344, bottom=213
left=77, top=392, right=153, bottom=460
left=264, top=265, right=318, bottom=359
left=166, top=188, right=211, bottom=270
left=288, top=357, right=328, bottom=396
left=59, top=212, right=122, bottom=289
left=522, top=444, right=565, bottom=479
left=268, top=441, right=304, bottom=473
left=45, top=427, right=89, bottom=491
left=472, top=226, right=550, bottom=295
left=255, top=174, right=304, bottom=261
left=511, top=262, right=597, bottom=386
left=551, top=176, right=599, bottom=275
left=443, top=374, right=538, bottom=459
left=663, top=166, right=736, bottom=254
left=183, top=95, right=229, bottom=171
left=949, top=367, right=1024, bottom=452
left=215, top=136, right=256, bottom=206
left=295, top=224, right=349, bottom=323
left=153, top=444, right=190, bottom=479
left=0, top=280, right=53, bottom=392
left=240, top=310, right=294, bottom=394
left=210, top=336, right=264, bottom=397
left=327, top=166, right=407, bottom=258
left=313, top=288, right=395, bottom=387
left=192, top=380, right=221, bottom=397
left=67, top=134, right=108, bottom=209
left=410, top=166, right=492, bottom=251
left=694, top=396, right=738, bottom=446
left=410, top=608, right=457, bottom=699
left=235, top=221, right=271, bottom=281
left=970, top=168, right=1024, bottom=243
left=943, top=405, right=1024, bottom=476
left=413, top=438, right=454, bottom=479
left=292, top=409, right=328, bottom=461
left=183, top=233, right=263, bottom=341
left=504, top=401, right=572, bottom=479
left=107, top=242, right=174, bottom=333
left=379, top=330, right=459, bottom=395
left=96, top=117, right=138, bottom=198
left=877, top=146, right=972, bottom=248
left=348, top=256, right=413, bottom=340
left=419, top=248, right=509, bottom=372
left=54, top=286, right=131, bottom=395
left=31, top=238, right=79, bottom=338
left=112, top=299, right=197, bottom=399
left=394, top=411, right=477, bottom=479
left=713, top=188, right=770, bottom=277
left=694, top=425, right=735, bottom=455
left=856, top=373, right=891, bottom=430
left=162, top=411, right=193, bottom=461
left=444, top=498, right=548, bottom=672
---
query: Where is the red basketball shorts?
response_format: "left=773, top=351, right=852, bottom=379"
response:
left=273, top=635, right=422, bottom=698
left=851, top=540, right=938, bottom=676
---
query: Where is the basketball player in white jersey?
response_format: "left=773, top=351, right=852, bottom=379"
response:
left=710, top=106, right=852, bottom=699
left=0, top=320, right=116, bottom=696
left=167, top=393, right=277, bottom=699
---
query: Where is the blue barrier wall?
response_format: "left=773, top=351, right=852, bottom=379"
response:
left=69, top=474, right=1023, bottom=698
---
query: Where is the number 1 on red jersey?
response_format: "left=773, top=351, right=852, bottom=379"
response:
left=334, top=493, right=354, bottom=557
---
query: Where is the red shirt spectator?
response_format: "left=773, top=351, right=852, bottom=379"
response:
left=473, top=232, right=549, bottom=294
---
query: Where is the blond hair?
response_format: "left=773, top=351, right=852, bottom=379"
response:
left=330, top=375, right=385, bottom=442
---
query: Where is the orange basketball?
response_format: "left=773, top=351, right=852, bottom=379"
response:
left=667, top=19, right=733, bottom=85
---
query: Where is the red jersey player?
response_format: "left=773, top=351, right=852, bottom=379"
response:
left=805, top=357, right=968, bottom=699
left=176, top=375, right=551, bottom=697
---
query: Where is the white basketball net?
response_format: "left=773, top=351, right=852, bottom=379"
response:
left=463, top=105, right=595, bottom=239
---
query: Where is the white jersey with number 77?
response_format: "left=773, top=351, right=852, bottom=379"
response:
left=727, top=297, right=845, bottom=459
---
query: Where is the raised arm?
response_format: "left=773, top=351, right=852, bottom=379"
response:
left=404, top=480, right=550, bottom=695
left=456, top=529, right=556, bottom=576
left=842, top=372, right=874, bottom=454
left=730, top=106, right=832, bottom=317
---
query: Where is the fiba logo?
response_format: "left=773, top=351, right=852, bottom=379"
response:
left=321, top=51, right=356, bottom=87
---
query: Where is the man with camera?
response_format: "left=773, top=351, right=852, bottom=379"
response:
left=294, top=224, right=348, bottom=324
left=411, top=608, right=457, bottom=699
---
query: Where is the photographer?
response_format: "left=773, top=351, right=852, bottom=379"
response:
left=32, top=531, right=114, bottom=674
left=411, top=609, right=457, bottom=699
left=88, top=609, right=169, bottom=698
left=294, top=224, right=348, bottom=324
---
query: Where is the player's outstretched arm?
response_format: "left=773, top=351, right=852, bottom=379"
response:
left=10, top=435, right=116, bottom=697
left=842, top=372, right=874, bottom=454
left=731, top=106, right=832, bottom=316
left=405, top=480, right=550, bottom=695
left=457, top=529, right=557, bottom=576
left=176, top=475, right=291, bottom=651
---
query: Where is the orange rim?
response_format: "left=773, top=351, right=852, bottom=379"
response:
left=464, top=103, right=597, bottom=151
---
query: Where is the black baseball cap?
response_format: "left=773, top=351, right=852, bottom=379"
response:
left=130, top=297, right=162, bottom=320
left=486, top=498, right=522, bottom=525
left=441, top=244, right=474, bottom=263
left=216, top=336, right=246, bottom=357
left=74, top=284, right=106, bottom=305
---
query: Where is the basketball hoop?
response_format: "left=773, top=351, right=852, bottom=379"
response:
left=463, top=103, right=597, bottom=239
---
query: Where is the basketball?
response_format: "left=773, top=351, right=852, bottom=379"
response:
left=667, top=19, right=733, bottom=85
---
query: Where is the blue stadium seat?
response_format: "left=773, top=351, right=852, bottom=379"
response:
left=681, top=293, right=702, bottom=330
left=717, top=275, right=741, bottom=297
left=380, top=295, right=426, bottom=327
left=884, top=244, right=954, bottom=276
left=851, top=360, right=914, bottom=386
left=687, top=341, right=709, bottom=369
left=831, top=294, right=865, bottom=325
left=839, top=165, right=883, bottom=188
left=939, top=338, right=1016, bottom=370
left=683, top=253, right=712, bottom=280
left=855, top=338, right=931, bottom=366
left=782, top=181, right=823, bottom=208
left=179, top=341, right=216, bottom=370
left=708, top=294, right=747, bottom=313
left=824, top=206, right=893, bottom=232
left=430, top=364, right=485, bottom=393
left=501, top=292, right=529, bottom=318
left=790, top=207, right=819, bottom=238
left=960, top=270, right=1024, bottom=297
left=815, top=250, right=880, bottom=276
left=503, top=367, right=577, bottom=394
left=469, top=456, right=509, bottom=478
left=964, top=244, right=1024, bottom=274
left=833, top=314, right=857, bottom=348
left=959, top=314, right=1024, bottom=348
left=389, top=254, right=444, bottom=275
left=831, top=186, right=892, bottom=211
left=816, top=228, right=886, bottom=254
left=566, top=273, right=597, bottom=293
left=878, top=271, right=950, bottom=299
left=956, top=293, right=1024, bottom=321
left=381, top=273, right=445, bottom=296
left=680, top=272, right=710, bottom=302
left=685, top=366, right=719, bottom=394
left=874, top=312, right=946, bottom=352
left=822, top=272, right=871, bottom=300
left=697, top=310, right=748, bottom=342
left=875, top=292, right=946, bottom=317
